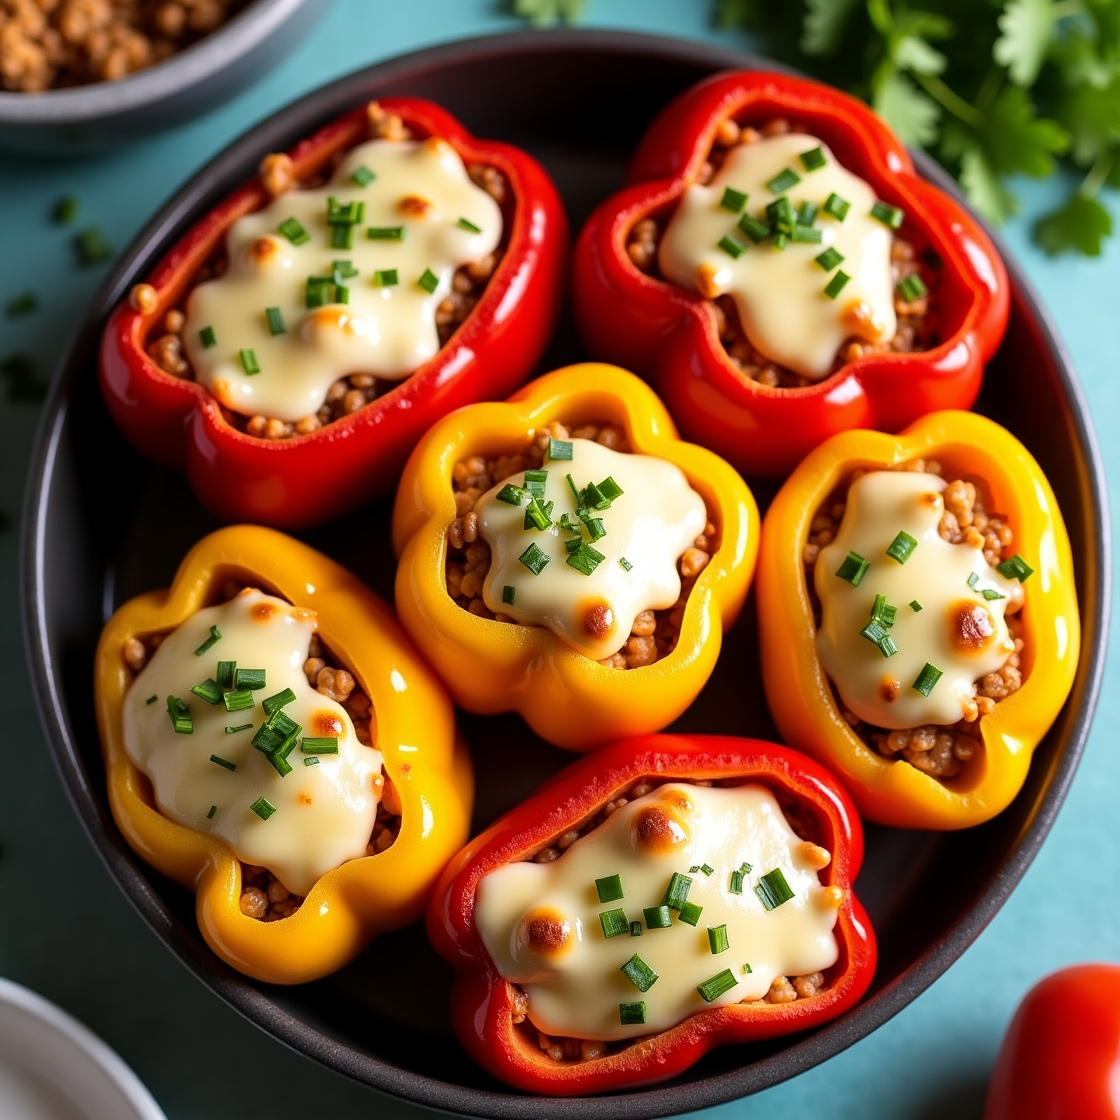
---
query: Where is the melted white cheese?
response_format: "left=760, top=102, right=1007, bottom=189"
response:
left=816, top=471, right=1017, bottom=728
left=658, top=133, right=897, bottom=380
left=121, top=590, right=383, bottom=895
left=475, top=439, right=707, bottom=660
left=475, top=783, right=840, bottom=1041
left=183, top=138, right=502, bottom=422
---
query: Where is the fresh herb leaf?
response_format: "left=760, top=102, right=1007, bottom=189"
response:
left=994, top=0, right=1055, bottom=87
left=1034, top=192, right=1113, bottom=256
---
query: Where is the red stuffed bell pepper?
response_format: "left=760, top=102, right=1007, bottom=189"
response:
left=428, top=733, right=875, bottom=1094
left=100, top=97, right=567, bottom=528
left=573, top=70, right=1009, bottom=478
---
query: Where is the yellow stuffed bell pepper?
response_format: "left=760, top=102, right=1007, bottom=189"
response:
left=758, top=410, right=1079, bottom=830
left=95, top=525, right=473, bottom=983
left=391, top=363, right=759, bottom=751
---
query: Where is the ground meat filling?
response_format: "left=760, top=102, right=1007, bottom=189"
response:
left=625, top=116, right=937, bottom=389
left=445, top=421, right=717, bottom=670
left=511, top=777, right=831, bottom=1064
left=140, top=103, right=509, bottom=441
left=121, top=581, right=401, bottom=923
left=806, top=462, right=1025, bottom=779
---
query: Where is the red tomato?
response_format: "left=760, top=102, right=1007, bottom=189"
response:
left=984, top=963, right=1120, bottom=1120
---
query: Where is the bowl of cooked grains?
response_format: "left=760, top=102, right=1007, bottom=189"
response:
left=0, top=0, right=326, bottom=153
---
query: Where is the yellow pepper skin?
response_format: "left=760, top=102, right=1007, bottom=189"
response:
left=758, top=411, right=1080, bottom=830
left=392, top=363, right=759, bottom=751
left=94, top=525, right=473, bottom=984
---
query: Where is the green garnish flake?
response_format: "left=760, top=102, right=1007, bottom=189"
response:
left=644, top=905, right=672, bottom=930
left=239, top=348, right=260, bottom=375
left=417, top=268, right=440, bottom=294
left=457, top=217, right=483, bottom=233
left=800, top=146, right=827, bottom=171
left=548, top=438, right=573, bottom=461
left=737, top=213, right=771, bottom=243
left=897, top=273, right=929, bottom=302
left=265, top=306, right=286, bottom=336
left=824, top=270, right=851, bottom=299
left=523, top=469, right=548, bottom=497
left=619, top=557, right=633, bottom=572
left=190, top=678, right=222, bottom=706
left=718, top=234, right=747, bottom=259
left=797, top=200, right=819, bottom=225
left=663, top=871, right=693, bottom=911
left=206, top=805, right=217, bottom=819
left=981, top=586, right=1007, bottom=601
left=76, top=227, right=114, bottom=265
left=720, top=186, right=749, bottom=213
left=216, top=660, right=236, bottom=689
left=367, top=225, right=405, bottom=241
left=729, top=869, right=744, bottom=894
left=596, top=874, right=624, bottom=903
left=997, top=554, right=1034, bottom=581
left=566, top=542, right=605, bottom=576
left=54, top=196, right=79, bottom=225
left=740, top=861, right=753, bottom=874
left=278, top=217, right=310, bottom=245
left=374, top=268, right=399, bottom=287
left=501, top=584, right=516, bottom=606
left=620, top=954, right=659, bottom=992
left=6, top=292, right=37, bottom=317
left=519, top=542, right=550, bottom=575
left=701, top=863, right=715, bottom=876
left=697, top=969, right=738, bottom=1003
left=145, top=694, right=158, bottom=705
left=742, top=962, right=753, bottom=974
left=910, top=600, right=923, bottom=612
left=871, top=594, right=897, bottom=628
left=912, top=662, right=944, bottom=697
left=234, top=668, right=266, bottom=691
left=791, top=224, right=823, bottom=243
left=351, top=165, right=376, bottom=187
left=599, top=908, right=630, bottom=939
left=767, top=196, right=795, bottom=232
left=886, top=530, right=918, bottom=564
left=209, top=754, right=236, bottom=772
left=871, top=200, right=906, bottom=229
left=166, top=696, right=192, bottom=735
left=496, top=483, right=524, bottom=505
left=300, top=737, right=339, bottom=754
left=305, top=277, right=335, bottom=308
left=678, top=901, right=703, bottom=926
left=814, top=247, right=845, bottom=272
left=194, top=625, right=222, bottom=655
left=326, top=197, right=365, bottom=226
left=262, top=688, right=297, bottom=717
left=629, top=921, right=643, bottom=937
left=755, top=868, right=796, bottom=911
left=708, top=924, right=730, bottom=954
left=767, top=167, right=802, bottom=194
left=250, top=796, right=276, bottom=821
left=835, top=551, right=869, bottom=586
left=304, top=756, right=320, bottom=767
left=860, top=617, right=898, bottom=658
left=823, top=193, right=850, bottom=221
left=225, top=723, right=252, bottom=735
left=222, top=690, right=255, bottom=713
left=772, top=232, right=789, bottom=250
left=619, top=1001, right=647, bottom=1025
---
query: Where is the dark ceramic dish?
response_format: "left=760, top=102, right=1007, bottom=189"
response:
left=22, top=30, right=1110, bottom=1120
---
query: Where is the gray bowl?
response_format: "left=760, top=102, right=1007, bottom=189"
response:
left=0, top=0, right=327, bottom=154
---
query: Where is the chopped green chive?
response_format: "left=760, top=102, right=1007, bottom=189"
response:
left=910, top=600, right=923, bottom=612
left=740, top=861, right=753, bottom=875
left=417, top=268, right=440, bottom=294
left=620, top=954, right=659, bottom=992
left=239, top=349, right=260, bottom=375
left=619, top=557, right=633, bottom=572
left=772, top=232, right=789, bottom=250
left=54, top=196, right=78, bottom=224
left=619, top=1001, right=647, bottom=1025
left=76, top=227, right=114, bottom=265
left=981, top=586, right=1006, bottom=601
left=326, top=197, right=364, bottom=226
left=300, top=737, right=339, bottom=754
left=678, top=901, right=703, bottom=926
left=190, top=678, right=222, bottom=705
left=216, top=660, right=236, bottom=689
left=166, top=696, right=192, bottom=734
left=207, top=805, right=217, bottom=819
left=644, top=905, right=673, bottom=930
left=278, top=217, right=310, bottom=245
left=265, top=307, right=286, bottom=336
left=871, top=200, right=906, bottom=229
left=755, top=868, right=796, bottom=910
left=501, top=584, right=516, bottom=606
left=997, top=554, right=1034, bottom=581
left=708, top=924, right=730, bottom=954
left=374, top=268, right=399, bottom=287
left=367, top=225, right=405, bottom=240
left=697, top=969, right=738, bottom=1003
left=690, top=865, right=700, bottom=873
left=814, top=247, right=845, bottom=271
left=210, top=754, right=236, bottom=772
left=599, top=908, right=630, bottom=938
left=835, top=551, right=869, bottom=586
left=718, top=234, right=747, bottom=259
left=596, top=874, right=624, bottom=903
left=222, top=690, right=255, bottom=713
left=629, top=921, right=643, bottom=936
left=145, top=694, right=158, bottom=705
left=262, top=688, right=297, bottom=717
left=566, top=542, right=605, bottom=576
left=730, top=869, right=744, bottom=894
left=913, top=662, right=944, bottom=696
left=496, top=483, right=524, bottom=505
left=523, top=469, right=548, bottom=497
left=225, top=723, right=252, bottom=734
left=797, top=200, right=819, bottom=225
left=304, top=756, right=320, bottom=767
left=250, top=796, right=276, bottom=821
left=800, top=146, right=827, bottom=171
left=886, top=530, right=918, bottom=564
left=457, top=217, right=482, bottom=233
left=351, top=165, right=376, bottom=187
left=823, top=193, right=850, bottom=221
left=548, top=438, right=573, bottom=461
left=742, top=962, right=753, bottom=974
left=767, top=196, right=794, bottom=229
left=737, top=213, right=771, bottom=242
left=519, top=542, right=550, bottom=575
left=305, top=277, right=335, bottom=308
left=824, top=270, right=851, bottom=299
left=860, top=618, right=898, bottom=657
left=663, top=872, right=693, bottom=910
left=871, top=594, right=898, bottom=628
left=791, top=223, right=823, bottom=243
left=6, top=292, right=37, bottom=317
left=234, top=668, right=265, bottom=690
left=194, top=625, right=222, bottom=655
left=767, top=168, right=802, bottom=194
left=897, top=273, right=928, bottom=302
left=720, top=186, right=749, bottom=213
left=700, top=863, right=715, bottom=876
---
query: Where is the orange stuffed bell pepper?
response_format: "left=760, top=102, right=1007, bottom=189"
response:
left=392, top=363, right=758, bottom=751
left=94, top=525, right=473, bottom=983
left=758, top=411, right=1079, bottom=829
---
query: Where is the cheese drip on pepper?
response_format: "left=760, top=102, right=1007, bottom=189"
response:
left=184, top=137, right=502, bottom=422
left=815, top=471, right=1017, bottom=729
left=475, top=439, right=707, bottom=660
left=475, top=783, right=841, bottom=1041
left=658, top=133, right=897, bottom=380
left=122, top=590, right=383, bottom=896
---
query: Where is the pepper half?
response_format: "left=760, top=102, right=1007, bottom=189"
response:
left=427, top=732, right=876, bottom=1094
left=94, top=525, right=473, bottom=983
left=572, top=70, right=1009, bottom=478
left=100, top=97, right=567, bottom=529
left=391, top=363, right=759, bottom=751
left=757, top=410, right=1079, bottom=830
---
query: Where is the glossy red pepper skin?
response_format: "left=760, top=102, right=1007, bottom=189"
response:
left=984, top=964, right=1120, bottom=1120
left=100, top=98, right=567, bottom=529
left=572, top=70, right=1009, bottom=478
left=428, top=733, right=876, bottom=1095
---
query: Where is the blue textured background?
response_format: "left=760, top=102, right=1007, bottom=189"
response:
left=0, top=3, right=1115, bottom=1118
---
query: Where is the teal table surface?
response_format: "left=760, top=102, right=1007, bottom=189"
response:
left=1, top=2, right=1116, bottom=1118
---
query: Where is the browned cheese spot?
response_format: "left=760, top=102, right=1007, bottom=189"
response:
left=399, top=195, right=431, bottom=217
left=306, top=306, right=358, bottom=335
left=949, top=600, right=996, bottom=654
left=919, top=491, right=943, bottom=512
left=311, top=711, right=344, bottom=737
left=696, top=263, right=720, bottom=300
left=630, top=805, right=690, bottom=853
left=879, top=677, right=901, bottom=703
left=520, top=908, right=571, bottom=957
left=252, top=601, right=277, bottom=621
left=298, top=793, right=313, bottom=806
left=580, top=599, right=615, bottom=641
left=247, top=237, right=280, bottom=265
left=658, top=788, right=694, bottom=813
